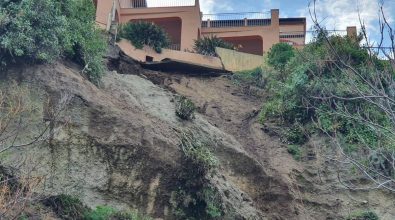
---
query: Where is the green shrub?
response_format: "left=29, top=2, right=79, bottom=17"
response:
left=0, top=0, right=106, bottom=83
left=285, top=125, right=307, bottom=145
left=119, top=21, right=170, bottom=53
left=179, top=131, right=218, bottom=172
left=232, top=67, right=266, bottom=88
left=175, top=96, right=196, bottom=120
left=346, top=210, right=379, bottom=220
left=84, top=206, right=116, bottom=220
left=0, top=0, right=67, bottom=65
left=287, top=145, right=302, bottom=161
left=194, top=36, right=234, bottom=57
left=59, top=0, right=107, bottom=84
left=261, top=31, right=395, bottom=178
left=267, top=43, right=295, bottom=74
left=202, top=188, right=222, bottom=218
left=109, top=211, right=152, bottom=220
left=171, top=131, right=221, bottom=219
left=42, top=194, right=89, bottom=220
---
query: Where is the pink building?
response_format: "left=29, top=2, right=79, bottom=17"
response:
left=94, top=0, right=307, bottom=55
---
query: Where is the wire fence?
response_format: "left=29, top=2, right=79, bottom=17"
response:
left=201, top=12, right=271, bottom=28
left=119, top=0, right=196, bottom=8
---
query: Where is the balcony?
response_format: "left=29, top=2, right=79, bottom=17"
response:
left=119, top=0, right=196, bottom=8
left=201, top=12, right=271, bottom=28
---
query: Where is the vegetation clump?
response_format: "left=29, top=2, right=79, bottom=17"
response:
left=260, top=30, right=395, bottom=184
left=0, top=0, right=106, bottom=84
left=231, top=67, right=266, bottom=89
left=119, top=21, right=170, bottom=53
left=43, top=195, right=151, bottom=220
left=346, top=210, right=379, bottom=220
left=42, top=195, right=89, bottom=220
left=169, top=131, right=222, bottom=219
left=175, top=96, right=196, bottom=120
left=267, top=42, right=295, bottom=76
left=194, top=36, right=234, bottom=57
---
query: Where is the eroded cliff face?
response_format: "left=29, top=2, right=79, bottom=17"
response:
left=2, top=55, right=395, bottom=219
left=2, top=62, right=277, bottom=220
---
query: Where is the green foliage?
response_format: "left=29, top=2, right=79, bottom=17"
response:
left=285, top=125, right=307, bottom=145
left=0, top=0, right=106, bottom=83
left=43, top=195, right=151, bottom=220
left=109, top=211, right=152, bottom=220
left=84, top=206, right=116, bottom=220
left=194, top=35, right=234, bottom=57
left=179, top=131, right=218, bottom=172
left=59, top=0, right=107, bottom=84
left=232, top=67, right=266, bottom=88
left=346, top=210, right=379, bottom=220
left=42, top=194, right=89, bottom=220
left=0, top=0, right=67, bottom=65
left=260, top=33, right=395, bottom=173
left=119, top=21, right=170, bottom=53
left=84, top=207, right=152, bottom=220
left=175, top=96, right=196, bottom=120
left=170, top=131, right=222, bottom=219
left=267, top=43, right=295, bottom=74
left=287, top=145, right=302, bottom=161
left=202, top=188, right=222, bottom=218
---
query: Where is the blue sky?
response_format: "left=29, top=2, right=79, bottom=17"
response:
left=200, top=0, right=395, bottom=47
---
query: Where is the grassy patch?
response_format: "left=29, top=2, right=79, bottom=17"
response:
left=346, top=210, right=379, bottom=220
left=175, top=96, right=196, bottom=121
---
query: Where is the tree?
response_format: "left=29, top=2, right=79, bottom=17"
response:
left=267, top=43, right=295, bottom=75
left=309, top=0, right=395, bottom=192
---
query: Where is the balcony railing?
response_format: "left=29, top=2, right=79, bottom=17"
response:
left=119, top=0, right=196, bottom=9
left=165, top=43, right=181, bottom=51
left=201, top=12, right=271, bottom=28
left=280, top=32, right=305, bottom=39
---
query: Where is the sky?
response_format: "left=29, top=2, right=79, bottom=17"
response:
left=199, top=0, right=395, bottom=46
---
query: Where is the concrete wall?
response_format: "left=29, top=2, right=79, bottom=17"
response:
left=95, top=0, right=113, bottom=28
left=117, top=39, right=223, bottom=70
left=215, top=47, right=264, bottom=72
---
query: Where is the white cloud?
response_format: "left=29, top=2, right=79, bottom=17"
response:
left=297, top=0, right=395, bottom=44
left=199, top=0, right=233, bottom=13
left=299, top=0, right=393, bottom=32
left=200, top=0, right=215, bottom=13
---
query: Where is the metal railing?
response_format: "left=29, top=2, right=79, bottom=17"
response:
left=119, top=0, right=196, bottom=8
left=201, top=12, right=271, bottom=28
left=280, top=30, right=348, bottom=45
left=165, top=43, right=181, bottom=51
left=280, top=32, right=305, bottom=39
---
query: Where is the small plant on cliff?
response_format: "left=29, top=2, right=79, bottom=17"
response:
left=175, top=96, right=196, bottom=121
left=119, top=21, right=170, bottom=53
left=179, top=131, right=218, bottom=172
left=194, top=35, right=235, bottom=57
left=169, top=131, right=222, bottom=219
left=346, top=210, right=379, bottom=220
left=42, top=195, right=89, bottom=220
